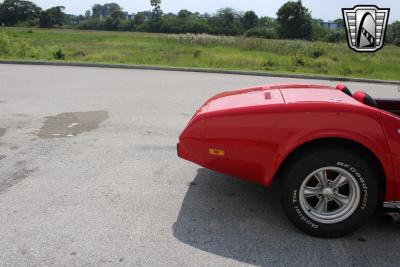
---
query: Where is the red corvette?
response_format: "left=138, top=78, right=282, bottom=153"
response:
left=178, top=83, right=400, bottom=237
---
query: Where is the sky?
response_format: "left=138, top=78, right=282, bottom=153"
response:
left=31, top=0, right=399, bottom=22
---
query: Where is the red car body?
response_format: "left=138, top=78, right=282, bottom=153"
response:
left=178, top=83, right=400, bottom=203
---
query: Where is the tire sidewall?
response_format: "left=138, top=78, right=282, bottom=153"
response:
left=282, top=149, right=378, bottom=237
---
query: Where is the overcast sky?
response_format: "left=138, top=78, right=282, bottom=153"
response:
left=31, top=0, right=399, bottom=22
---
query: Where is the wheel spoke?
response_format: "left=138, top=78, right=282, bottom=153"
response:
left=332, top=175, right=347, bottom=189
left=315, top=198, right=327, bottom=213
left=315, top=170, right=328, bottom=187
left=304, top=186, right=322, bottom=197
left=333, top=192, right=350, bottom=207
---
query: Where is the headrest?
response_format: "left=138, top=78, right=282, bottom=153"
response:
left=353, top=91, right=379, bottom=108
left=336, top=84, right=352, bottom=97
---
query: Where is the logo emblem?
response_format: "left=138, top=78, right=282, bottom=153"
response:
left=342, top=5, right=390, bottom=52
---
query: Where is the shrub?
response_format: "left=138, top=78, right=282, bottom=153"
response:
left=326, top=31, right=345, bottom=43
left=53, top=48, right=65, bottom=60
left=245, top=27, right=277, bottom=39
left=291, top=54, right=305, bottom=67
left=394, top=38, right=400, bottom=47
left=182, top=19, right=212, bottom=34
left=312, top=23, right=329, bottom=41
left=309, top=46, right=325, bottom=58
left=313, top=60, right=328, bottom=74
left=193, top=50, right=202, bottom=58
left=0, top=32, right=12, bottom=56
left=72, top=50, right=86, bottom=58
left=16, top=41, right=37, bottom=58
left=262, top=59, right=275, bottom=70
left=338, top=66, right=353, bottom=76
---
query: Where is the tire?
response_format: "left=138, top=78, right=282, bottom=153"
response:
left=281, top=146, right=379, bottom=238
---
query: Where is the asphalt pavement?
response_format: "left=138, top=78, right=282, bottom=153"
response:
left=0, top=64, right=399, bottom=266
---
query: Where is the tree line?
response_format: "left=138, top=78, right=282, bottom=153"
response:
left=0, top=0, right=399, bottom=45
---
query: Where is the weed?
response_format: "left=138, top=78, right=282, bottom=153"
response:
left=263, top=60, right=275, bottom=70
left=338, top=66, right=353, bottom=76
left=291, top=54, right=305, bottom=67
left=193, top=50, right=202, bottom=58
left=314, top=60, right=328, bottom=74
left=72, top=50, right=86, bottom=57
left=310, top=47, right=325, bottom=58
left=0, top=32, right=11, bottom=56
left=53, top=48, right=66, bottom=60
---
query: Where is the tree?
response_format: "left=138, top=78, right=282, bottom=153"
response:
left=0, top=0, right=42, bottom=25
left=91, top=4, right=102, bottom=18
left=387, top=21, right=400, bottom=45
left=211, top=8, right=242, bottom=35
left=84, top=10, right=91, bottom=19
left=103, top=3, right=123, bottom=18
left=333, top=18, right=344, bottom=27
left=160, top=15, right=182, bottom=33
left=276, top=1, right=313, bottom=40
left=150, top=0, right=162, bottom=14
left=91, top=3, right=123, bottom=19
left=182, top=18, right=211, bottom=34
left=311, top=20, right=329, bottom=41
left=150, top=0, right=162, bottom=31
left=134, top=12, right=146, bottom=25
left=178, top=9, right=192, bottom=19
left=110, top=9, right=124, bottom=19
left=39, top=6, right=66, bottom=28
left=258, top=16, right=276, bottom=30
left=241, top=11, right=258, bottom=31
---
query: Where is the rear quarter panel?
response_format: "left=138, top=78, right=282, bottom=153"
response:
left=380, top=111, right=400, bottom=200
left=204, top=102, right=394, bottom=200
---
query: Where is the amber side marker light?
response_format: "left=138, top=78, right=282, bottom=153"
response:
left=209, top=148, right=225, bottom=156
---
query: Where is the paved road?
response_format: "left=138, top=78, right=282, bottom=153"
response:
left=0, top=64, right=399, bottom=267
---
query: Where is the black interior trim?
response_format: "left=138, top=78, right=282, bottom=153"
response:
left=375, top=98, right=400, bottom=116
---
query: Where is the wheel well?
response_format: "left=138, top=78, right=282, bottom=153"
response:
left=274, top=138, right=386, bottom=203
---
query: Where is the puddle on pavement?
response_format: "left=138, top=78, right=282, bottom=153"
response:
left=37, top=111, right=109, bottom=139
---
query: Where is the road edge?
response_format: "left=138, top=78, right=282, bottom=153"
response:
left=1, top=60, right=399, bottom=85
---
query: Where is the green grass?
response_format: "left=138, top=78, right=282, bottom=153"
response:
left=1, top=27, right=399, bottom=80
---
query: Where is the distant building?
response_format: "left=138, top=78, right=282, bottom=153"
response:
left=317, top=19, right=343, bottom=30
left=98, top=12, right=134, bottom=20
left=124, top=12, right=134, bottom=20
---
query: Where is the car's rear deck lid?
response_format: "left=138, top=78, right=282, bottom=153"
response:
left=206, top=89, right=284, bottom=112
left=281, top=88, right=359, bottom=105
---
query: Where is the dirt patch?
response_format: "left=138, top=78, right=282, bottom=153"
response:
left=37, top=111, right=109, bottom=139
left=13, top=114, right=29, bottom=117
left=0, top=128, right=6, bottom=138
left=0, top=166, right=37, bottom=195
left=0, top=128, right=6, bottom=144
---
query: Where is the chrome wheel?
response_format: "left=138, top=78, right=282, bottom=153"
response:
left=299, top=167, right=360, bottom=224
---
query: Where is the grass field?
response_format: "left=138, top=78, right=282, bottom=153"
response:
left=1, top=27, right=400, bottom=80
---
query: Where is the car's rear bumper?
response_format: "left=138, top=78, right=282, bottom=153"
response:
left=177, top=141, right=205, bottom=167
left=177, top=143, right=182, bottom=158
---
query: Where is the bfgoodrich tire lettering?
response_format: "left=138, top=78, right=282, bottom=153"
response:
left=281, top=147, right=378, bottom=238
